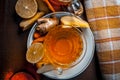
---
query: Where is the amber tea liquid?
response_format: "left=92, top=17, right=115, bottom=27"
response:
left=44, top=26, right=83, bottom=68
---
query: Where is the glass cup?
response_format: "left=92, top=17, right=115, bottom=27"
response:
left=43, top=25, right=84, bottom=74
left=67, top=0, right=84, bottom=16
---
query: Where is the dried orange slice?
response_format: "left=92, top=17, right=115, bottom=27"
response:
left=15, top=0, right=38, bottom=19
left=26, top=43, right=44, bottom=64
left=61, top=16, right=89, bottom=28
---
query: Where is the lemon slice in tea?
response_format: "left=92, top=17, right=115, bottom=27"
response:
left=61, top=16, right=89, bottom=28
left=26, top=43, right=44, bottom=64
left=15, top=0, right=38, bottom=19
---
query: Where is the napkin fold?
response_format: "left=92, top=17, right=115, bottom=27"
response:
left=84, top=0, right=120, bottom=80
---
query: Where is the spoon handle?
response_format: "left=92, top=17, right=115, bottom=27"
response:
left=37, top=64, right=54, bottom=73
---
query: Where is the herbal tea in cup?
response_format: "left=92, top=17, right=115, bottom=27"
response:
left=44, top=25, right=84, bottom=70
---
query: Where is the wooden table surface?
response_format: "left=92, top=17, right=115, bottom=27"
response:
left=0, top=0, right=102, bottom=80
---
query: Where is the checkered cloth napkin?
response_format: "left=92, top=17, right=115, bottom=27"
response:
left=84, top=0, right=120, bottom=80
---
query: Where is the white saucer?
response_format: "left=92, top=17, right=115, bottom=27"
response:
left=27, top=12, right=95, bottom=79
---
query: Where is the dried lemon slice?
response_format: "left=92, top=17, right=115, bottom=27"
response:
left=15, top=0, right=38, bottom=19
left=60, top=16, right=89, bottom=28
left=26, top=43, right=44, bottom=64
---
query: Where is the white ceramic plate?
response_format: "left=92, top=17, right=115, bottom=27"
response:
left=27, top=12, right=95, bottom=79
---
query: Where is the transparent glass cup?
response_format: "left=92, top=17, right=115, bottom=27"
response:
left=67, top=0, right=84, bottom=16
left=43, top=25, right=85, bottom=74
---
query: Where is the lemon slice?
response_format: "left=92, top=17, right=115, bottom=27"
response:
left=26, top=43, right=44, bottom=64
left=15, top=0, right=38, bottom=19
left=60, top=16, right=89, bottom=28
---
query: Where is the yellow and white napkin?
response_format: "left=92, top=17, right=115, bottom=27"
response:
left=84, top=0, right=120, bottom=80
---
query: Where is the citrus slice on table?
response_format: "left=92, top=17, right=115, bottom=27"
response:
left=60, top=16, right=89, bottom=28
left=15, top=0, right=38, bottom=19
left=26, top=43, right=44, bottom=64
